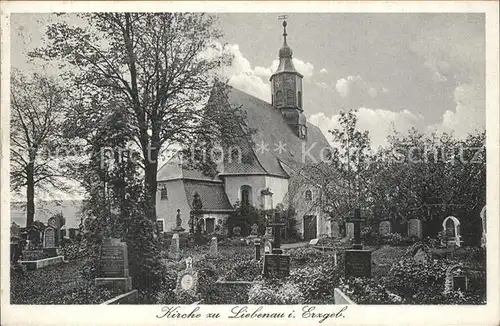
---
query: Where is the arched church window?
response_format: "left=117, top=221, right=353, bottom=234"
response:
left=241, top=185, right=252, bottom=207
left=298, top=91, right=302, bottom=108
left=305, top=189, right=312, bottom=201
left=275, top=91, right=283, bottom=106
left=160, top=185, right=168, bottom=200
left=286, top=89, right=295, bottom=105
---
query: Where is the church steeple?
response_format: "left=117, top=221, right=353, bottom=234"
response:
left=270, top=19, right=307, bottom=139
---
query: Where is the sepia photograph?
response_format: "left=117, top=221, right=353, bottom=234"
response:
left=1, top=2, right=499, bottom=325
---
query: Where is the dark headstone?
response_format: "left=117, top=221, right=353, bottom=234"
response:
left=95, top=238, right=132, bottom=292
left=98, top=239, right=129, bottom=278
left=263, top=253, right=290, bottom=278
left=452, top=275, right=468, bottom=292
left=344, top=249, right=372, bottom=277
left=255, top=243, right=261, bottom=260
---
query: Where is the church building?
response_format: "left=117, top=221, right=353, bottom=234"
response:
left=156, top=20, right=332, bottom=240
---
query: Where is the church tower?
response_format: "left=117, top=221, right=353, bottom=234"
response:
left=270, top=20, right=307, bottom=139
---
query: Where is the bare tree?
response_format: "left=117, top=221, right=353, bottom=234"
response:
left=10, top=70, right=69, bottom=228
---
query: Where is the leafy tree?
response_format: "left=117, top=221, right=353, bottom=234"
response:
left=32, top=13, right=250, bottom=222
left=10, top=70, right=70, bottom=228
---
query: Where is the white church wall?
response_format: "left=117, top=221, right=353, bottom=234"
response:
left=222, top=175, right=266, bottom=207
left=264, top=176, right=289, bottom=209
left=156, top=179, right=191, bottom=231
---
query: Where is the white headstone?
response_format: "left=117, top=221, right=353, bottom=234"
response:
left=309, top=238, right=319, bottom=246
left=208, top=237, right=218, bottom=258
left=407, top=219, right=423, bottom=239
left=442, top=216, right=461, bottom=247
left=379, top=220, right=392, bottom=236
left=346, top=222, right=354, bottom=239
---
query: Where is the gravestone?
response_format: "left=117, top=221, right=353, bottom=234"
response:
left=444, top=264, right=468, bottom=294
left=344, top=250, right=372, bottom=277
left=330, top=220, right=340, bottom=238
left=175, top=257, right=198, bottom=299
left=442, top=216, right=461, bottom=247
left=250, top=223, right=259, bottom=236
left=170, top=233, right=180, bottom=260
left=308, top=238, right=319, bottom=246
left=263, top=213, right=290, bottom=278
left=254, top=242, right=261, bottom=260
left=10, top=222, right=21, bottom=262
left=263, top=254, right=291, bottom=278
left=344, top=208, right=372, bottom=277
left=95, top=238, right=132, bottom=292
left=43, top=226, right=56, bottom=248
left=208, top=237, right=218, bottom=258
left=264, top=239, right=272, bottom=253
left=480, top=206, right=486, bottom=248
left=407, top=219, right=422, bottom=239
left=379, top=220, right=392, bottom=236
left=346, top=222, right=354, bottom=240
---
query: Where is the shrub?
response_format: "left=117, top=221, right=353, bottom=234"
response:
left=248, top=279, right=304, bottom=304
left=380, top=233, right=410, bottom=246
left=339, top=277, right=400, bottom=304
left=218, top=237, right=249, bottom=247
left=289, top=260, right=341, bottom=303
left=361, top=226, right=380, bottom=245
left=289, top=247, right=329, bottom=267
left=384, top=257, right=449, bottom=303
left=225, top=259, right=262, bottom=281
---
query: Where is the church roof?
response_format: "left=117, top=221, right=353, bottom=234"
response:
left=157, top=84, right=331, bottom=180
left=222, top=85, right=331, bottom=177
left=184, top=180, right=233, bottom=212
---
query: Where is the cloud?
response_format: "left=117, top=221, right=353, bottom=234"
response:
left=335, top=75, right=362, bottom=97
left=431, top=83, right=485, bottom=138
left=315, top=82, right=329, bottom=89
left=319, top=68, right=328, bottom=75
left=368, top=87, right=378, bottom=98
left=310, top=108, right=422, bottom=148
left=200, top=42, right=315, bottom=101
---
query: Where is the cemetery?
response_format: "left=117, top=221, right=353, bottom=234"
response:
left=11, top=204, right=487, bottom=305
left=8, top=12, right=488, bottom=308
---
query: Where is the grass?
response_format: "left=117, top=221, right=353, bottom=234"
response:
left=10, top=260, right=122, bottom=304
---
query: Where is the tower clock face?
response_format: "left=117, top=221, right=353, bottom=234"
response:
left=284, top=75, right=294, bottom=87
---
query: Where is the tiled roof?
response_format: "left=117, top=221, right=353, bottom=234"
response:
left=224, top=86, right=331, bottom=177
left=157, top=84, right=331, bottom=180
left=183, top=180, right=233, bottom=212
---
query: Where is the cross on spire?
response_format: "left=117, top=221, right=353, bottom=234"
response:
left=278, top=14, right=288, bottom=45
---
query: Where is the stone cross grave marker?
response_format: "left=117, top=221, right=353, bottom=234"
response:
left=407, top=219, right=423, bottom=239
left=344, top=208, right=372, bottom=278
left=379, top=220, right=392, bottom=236
left=263, top=212, right=290, bottom=278
left=346, top=208, right=364, bottom=249
left=95, top=238, right=132, bottom=292
left=208, top=237, right=218, bottom=258
left=43, top=226, right=56, bottom=248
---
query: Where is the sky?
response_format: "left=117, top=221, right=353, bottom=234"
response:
left=11, top=13, right=485, bottom=150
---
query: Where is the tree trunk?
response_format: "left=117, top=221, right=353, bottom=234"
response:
left=144, top=158, right=158, bottom=222
left=26, top=163, right=35, bottom=228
